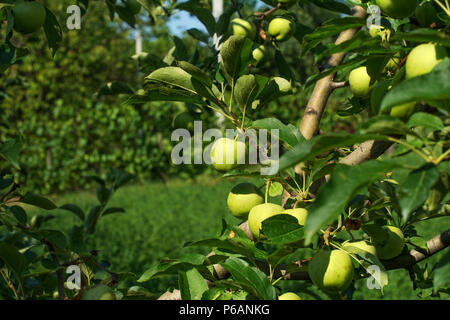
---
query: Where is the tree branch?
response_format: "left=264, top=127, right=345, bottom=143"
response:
left=41, top=239, right=66, bottom=300
left=299, top=6, right=367, bottom=140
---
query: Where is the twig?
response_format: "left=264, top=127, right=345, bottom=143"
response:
left=299, top=6, right=367, bottom=139
left=41, top=239, right=66, bottom=300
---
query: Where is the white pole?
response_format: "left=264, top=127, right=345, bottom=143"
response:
left=212, top=0, right=225, bottom=126
left=212, top=0, right=224, bottom=52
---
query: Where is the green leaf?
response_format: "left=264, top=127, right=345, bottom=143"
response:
left=138, top=261, right=195, bottom=283
left=407, top=112, right=444, bottom=131
left=102, top=207, right=125, bottom=216
left=380, top=60, right=450, bottom=113
left=40, top=229, right=68, bottom=248
left=392, top=29, right=450, bottom=46
left=187, top=239, right=256, bottom=264
left=177, top=2, right=215, bottom=36
left=275, top=50, right=296, bottom=81
left=220, top=257, right=276, bottom=300
left=256, top=77, right=293, bottom=107
left=267, top=246, right=295, bottom=269
left=278, top=133, right=385, bottom=173
left=177, top=61, right=212, bottom=87
left=398, top=164, right=440, bottom=221
left=20, top=193, right=57, bottom=210
left=304, top=160, right=399, bottom=244
left=302, top=17, right=366, bottom=55
left=178, top=267, right=209, bottom=300
left=43, top=7, right=63, bottom=57
left=358, top=116, right=419, bottom=138
left=0, top=243, right=27, bottom=277
left=433, top=249, right=450, bottom=293
left=143, top=66, right=207, bottom=105
left=305, top=55, right=366, bottom=88
left=234, top=74, right=261, bottom=112
left=85, top=205, right=103, bottom=235
left=59, top=204, right=85, bottom=222
left=309, top=0, right=351, bottom=14
left=252, top=118, right=303, bottom=147
left=10, top=206, right=27, bottom=225
left=0, top=137, right=22, bottom=169
left=187, top=28, right=210, bottom=43
left=261, top=214, right=305, bottom=245
left=220, top=35, right=253, bottom=83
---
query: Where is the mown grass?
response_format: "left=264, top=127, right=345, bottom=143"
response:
left=39, top=177, right=449, bottom=299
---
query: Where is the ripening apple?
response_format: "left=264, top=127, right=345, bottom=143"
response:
left=13, top=1, right=47, bottom=34
left=231, top=18, right=257, bottom=40
left=227, top=183, right=264, bottom=219
left=405, top=43, right=448, bottom=79
left=390, top=102, right=416, bottom=119
left=277, top=0, right=298, bottom=9
left=82, top=285, right=116, bottom=300
left=125, top=0, right=142, bottom=14
left=308, top=249, right=354, bottom=293
left=278, top=292, right=301, bottom=300
left=268, top=17, right=296, bottom=42
left=375, top=0, right=419, bottom=19
left=252, top=45, right=268, bottom=65
left=349, top=66, right=376, bottom=97
left=342, top=240, right=377, bottom=256
left=248, top=203, right=284, bottom=239
left=210, top=137, right=246, bottom=172
left=365, top=225, right=405, bottom=260
left=281, top=208, right=307, bottom=225
left=415, top=2, right=438, bottom=27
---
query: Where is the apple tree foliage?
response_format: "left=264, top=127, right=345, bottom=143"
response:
left=130, top=0, right=450, bottom=300
left=0, top=0, right=449, bottom=300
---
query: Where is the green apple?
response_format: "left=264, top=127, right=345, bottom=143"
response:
left=281, top=208, right=307, bottom=225
left=248, top=203, right=284, bottom=239
left=342, top=240, right=377, bottom=256
left=278, top=292, right=301, bottom=300
left=227, top=183, right=264, bottom=219
left=268, top=17, right=296, bottom=42
left=415, top=2, right=438, bottom=27
left=375, top=0, right=418, bottom=19
left=276, top=0, right=298, bottom=9
left=210, top=137, right=246, bottom=172
left=13, top=1, right=47, bottom=34
left=390, top=102, right=416, bottom=119
left=365, top=225, right=405, bottom=260
left=82, top=285, right=116, bottom=300
left=231, top=18, right=256, bottom=40
left=252, top=45, right=268, bottom=65
left=125, top=0, right=141, bottom=14
left=405, top=43, right=447, bottom=79
left=349, top=66, right=376, bottom=97
left=308, top=249, right=354, bottom=293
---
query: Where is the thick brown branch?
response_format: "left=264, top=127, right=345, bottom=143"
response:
left=299, top=6, right=367, bottom=139
left=158, top=229, right=450, bottom=299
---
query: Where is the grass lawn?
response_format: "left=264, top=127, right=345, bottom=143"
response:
left=38, top=177, right=449, bottom=299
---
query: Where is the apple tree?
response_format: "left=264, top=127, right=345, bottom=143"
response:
left=123, top=0, right=450, bottom=300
